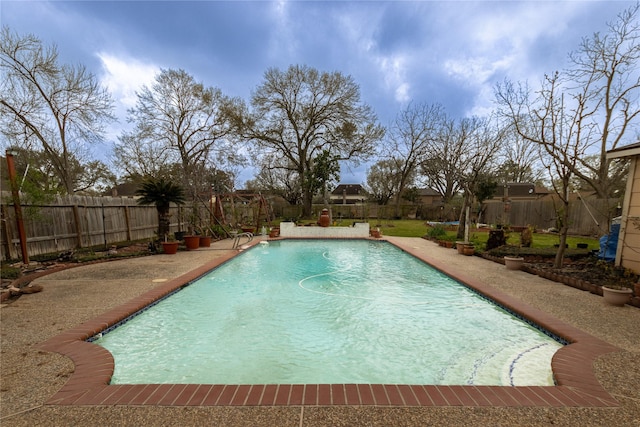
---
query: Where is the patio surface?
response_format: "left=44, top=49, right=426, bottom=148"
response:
left=1, top=236, right=639, bottom=426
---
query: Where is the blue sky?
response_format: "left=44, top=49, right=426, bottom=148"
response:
left=1, top=0, right=634, bottom=186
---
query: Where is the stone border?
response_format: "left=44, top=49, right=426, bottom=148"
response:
left=36, top=238, right=620, bottom=407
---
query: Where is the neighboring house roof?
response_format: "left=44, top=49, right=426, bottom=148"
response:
left=104, top=182, right=140, bottom=197
left=488, top=183, right=549, bottom=200
left=417, top=188, right=442, bottom=197
left=331, top=184, right=364, bottom=196
left=607, top=141, right=640, bottom=159
left=534, top=186, right=551, bottom=196
left=501, top=183, right=536, bottom=197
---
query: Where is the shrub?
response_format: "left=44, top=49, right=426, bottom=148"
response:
left=521, top=225, right=533, bottom=248
left=426, top=224, right=447, bottom=239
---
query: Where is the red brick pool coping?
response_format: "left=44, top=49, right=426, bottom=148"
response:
left=37, top=238, right=620, bottom=407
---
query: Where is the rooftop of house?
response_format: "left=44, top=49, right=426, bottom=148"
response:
left=331, top=184, right=364, bottom=196
left=607, top=141, right=640, bottom=159
left=417, top=188, right=442, bottom=197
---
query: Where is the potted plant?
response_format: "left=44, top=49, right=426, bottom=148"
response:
left=504, top=256, right=525, bottom=270
left=456, top=241, right=474, bottom=255
left=183, top=234, right=200, bottom=250
left=158, top=233, right=179, bottom=255
left=462, top=243, right=475, bottom=256
left=602, top=284, right=633, bottom=306
left=136, top=177, right=186, bottom=244
left=198, top=227, right=212, bottom=247
left=161, top=237, right=179, bottom=254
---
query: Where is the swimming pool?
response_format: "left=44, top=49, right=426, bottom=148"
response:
left=94, top=240, right=563, bottom=386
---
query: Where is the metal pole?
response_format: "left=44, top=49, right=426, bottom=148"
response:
left=5, top=150, right=29, bottom=264
left=574, top=190, right=600, bottom=227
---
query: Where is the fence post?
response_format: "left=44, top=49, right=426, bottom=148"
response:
left=1, top=204, right=15, bottom=260
left=123, top=205, right=132, bottom=241
left=72, top=204, right=84, bottom=248
left=5, top=150, right=29, bottom=264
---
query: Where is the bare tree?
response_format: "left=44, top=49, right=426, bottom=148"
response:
left=230, top=65, right=384, bottom=217
left=565, top=3, right=640, bottom=198
left=454, top=116, right=503, bottom=240
left=420, top=116, right=464, bottom=203
left=495, top=126, right=543, bottom=184
left=246, top=154, right=303, bottom=205
left=497, top=73, right=587, bottom=267
left=364, top=158, right=406, bottom=205
left=115, top=68, right=241, bottom=195
left=0, top=27, right=114, bottom=194
left=113, top=132, right=172, bottom=178
left=497, top=4, right=640, bottom=199
left=384, top=102, right=446, bottom=216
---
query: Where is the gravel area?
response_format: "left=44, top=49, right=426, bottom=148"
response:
left=1, top=237, right=639, bottom=426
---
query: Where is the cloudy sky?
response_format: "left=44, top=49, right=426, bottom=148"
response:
left=1, top=0, right=634, bottom=185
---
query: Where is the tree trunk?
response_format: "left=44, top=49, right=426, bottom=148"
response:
left=553, top=202, right=570, bottom=268
left=456, top=192, right=472, bottom=240
left=158, top=207, right=171, bottom=240
left=302, top=191, right=313, bottom=218
left=554, top=225, right=568, bottom=268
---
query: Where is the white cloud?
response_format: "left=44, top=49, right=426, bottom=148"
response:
left=267, top=0, right=299, bottom=60
left=335, top=9, right=411, bottom=105
left=96, top=53, right=159, bottom=149
left=377, top=55, right=411, bottom=104
left=436, top=2, right=584, bottom=116
left=97, top=52, right=159, bottom=110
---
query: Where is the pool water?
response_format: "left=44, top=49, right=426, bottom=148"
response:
left=95, top=240, right=563, bottom=386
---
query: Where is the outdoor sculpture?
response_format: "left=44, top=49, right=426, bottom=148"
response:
left=318, top=208, right=331, bottom=227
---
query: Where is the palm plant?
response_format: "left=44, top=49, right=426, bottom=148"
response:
left=136, top=177, right=186, bottom=240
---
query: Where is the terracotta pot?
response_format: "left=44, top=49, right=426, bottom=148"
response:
left=602, top=286, right=632, bottom=306
left=462, top=246, right=475, bottom=256
left=504, top=256, right=524, bottom=271
left=634, top=283, right=640, bottom=297
left=161, top=241, right=179, bottom=255
left=184, top=235, right=200, bottom=251
left=199, top=236, right=211, bottom=247
left=269, top=228, right=280, bottom=238
left=318, top=208, right=330, bottom=227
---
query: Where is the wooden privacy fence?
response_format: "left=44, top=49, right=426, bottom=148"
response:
left=0, top=193, right=619, bottom=261
left=481, top=198, right=618, bottom=237
left=1, top=194, right=269, bottom=261
left=1, top=195, right=180, bottom=260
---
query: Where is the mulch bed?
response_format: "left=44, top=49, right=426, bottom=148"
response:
left=479, top=251, right=640, bottom=308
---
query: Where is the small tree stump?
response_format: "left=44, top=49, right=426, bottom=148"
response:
left=487, top=229, right=506, bottom=250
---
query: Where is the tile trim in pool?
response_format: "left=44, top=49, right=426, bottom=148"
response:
left=37, top=238, right=621, bottom=407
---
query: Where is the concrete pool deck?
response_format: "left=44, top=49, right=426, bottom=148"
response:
left=1, top=236, right=639, bottom=426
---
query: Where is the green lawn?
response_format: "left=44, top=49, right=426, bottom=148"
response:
left=367, top=219, right=600, bottom=250
left=276, top=218, right=600, bottom=250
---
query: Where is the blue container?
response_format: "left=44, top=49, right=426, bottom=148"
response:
left=598, top=223, right=620, bottom=262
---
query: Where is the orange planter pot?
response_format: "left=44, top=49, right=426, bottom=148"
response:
left=184, top=235, right=200, bottom=250
left=161, top=242, right=179, bottom=255
left=199, top=236, right=211, bottom=247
